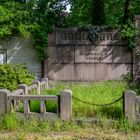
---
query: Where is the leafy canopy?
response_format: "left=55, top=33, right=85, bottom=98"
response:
left=0, top=0, right=64, bottom=60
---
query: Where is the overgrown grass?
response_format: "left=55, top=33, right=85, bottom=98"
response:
left=42, top=81, right=128, bottom=119
left=0, top=113, right=140, bottom=139
left=1, top=81, right=140, bottom=138
left=18, top=81, right=128, bottom=119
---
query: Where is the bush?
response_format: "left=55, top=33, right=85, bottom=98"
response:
left=0, top=64, right=35, bottom=91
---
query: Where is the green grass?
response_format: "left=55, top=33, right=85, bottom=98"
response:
left=17, top=81, right=128, bottom=119
left=0, top=113, right=140, bottom=139
left=1, top=81, right=140, bottom=138
left=42, top=81, right=128, bottom=119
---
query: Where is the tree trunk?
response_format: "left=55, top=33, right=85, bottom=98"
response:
left=123, top=0, right=131, bottom=24
left=92, top=0, right=106, bottom=25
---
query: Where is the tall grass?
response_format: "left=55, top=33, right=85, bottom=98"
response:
left=42, top=81, right=128, bottom=119
left=1, top=113, right=140, bottom=134
left=1, top=81, right=140, bottom=136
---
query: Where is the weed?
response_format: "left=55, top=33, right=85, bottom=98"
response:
left=1, top=114, right=19, bottom=130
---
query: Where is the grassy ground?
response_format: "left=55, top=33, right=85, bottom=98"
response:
left=1, top=127, right=140, bottom=140
left=1, top=81, right=140, bottom=140
left=42, top=81, right=127, bottom=119
left=0, top=114, right=140, bottom=140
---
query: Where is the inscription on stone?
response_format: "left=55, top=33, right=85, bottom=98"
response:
left=75, top=46, right=113, bottom=63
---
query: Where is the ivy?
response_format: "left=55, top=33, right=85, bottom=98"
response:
left=121, top=22, right=140, bottom=49
left=0, top=0, right=63, bottom=60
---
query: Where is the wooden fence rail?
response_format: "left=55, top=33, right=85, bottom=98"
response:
left=0, top=78, right=72, bottom=121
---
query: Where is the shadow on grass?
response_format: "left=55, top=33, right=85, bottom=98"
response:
left=98, top=106, right=123, bottom=119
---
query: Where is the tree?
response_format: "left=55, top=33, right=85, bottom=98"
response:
left=123, top=0, right=131, bottom=24
left=0, top=0, right=65, bottom=60
left=68, top=0, right=93, bottom=26
left=67, top=0, right=140, bottom=26
left=92, top=0, right=106, bottom=25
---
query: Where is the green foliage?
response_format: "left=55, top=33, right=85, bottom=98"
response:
left=68, top=0, right=140, bottom=26
left=68, top=0, right=93, bottom=26
left=122, top=72, right=133, bottom=89
left=0, top=0, right=65, bottom=60
left=92, top=0, right=106, bottom=25
left=0, top=64, right=35, bottom=91
left=121, top=23, right=139, bottom=48
left=122, top=72, right=140, bottom=94
left=0, top=1, right=36, bottom=37
left=105, top=0, right=125, bottom=26
left=0, top=114, right=19, bottom=130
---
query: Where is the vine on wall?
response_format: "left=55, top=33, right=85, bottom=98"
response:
left=0, top=0, right=63, bottom=60
left=121, top=22, right=139, bottom=49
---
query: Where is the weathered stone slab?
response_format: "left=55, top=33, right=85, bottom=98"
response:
left=48, top=32, right=56, bottom=45
left=57, top=46, right=74, bottom=63
left=56, top=28, right=89, bottom=45
left=108, top=64, right=132, bottom=80
left=0, top=89, right=10, bottom=115
left=55, top=64, right=77, bottom=81
left=75, top=46, right=112, bottom=63
left=55, top=28, right=128, bottom=46
left=47, top=27, right=133, bottom=82
left=112, top=47, right=132, bottom=64
left=48, top=46, right=57, bottom=63
left=60, top=89, right=72, bottom=121
left=124, top=90, right=136, bottom=121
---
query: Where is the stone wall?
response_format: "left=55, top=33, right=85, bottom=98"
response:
left=45, top=27, right=133, bottom=81
left=133, top=16, right=140, bottom=82
left=0, top=37, right=41, bottom=79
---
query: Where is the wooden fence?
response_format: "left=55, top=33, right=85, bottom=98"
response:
left=0, top=78, right=72, bottom=121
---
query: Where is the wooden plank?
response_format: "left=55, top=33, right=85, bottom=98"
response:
left=8, top=95, right=58, bottom=101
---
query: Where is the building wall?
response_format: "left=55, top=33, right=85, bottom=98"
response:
left=0, top=37, right=41, bottom=79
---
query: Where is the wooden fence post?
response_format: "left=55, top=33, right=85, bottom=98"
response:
left=18, top=84, right=28, bottom=95
left=124, top=90, right=136, bottom=121
left=60, top=89, right=72, bottom=121
left=0, top=89, right=10, bottom=115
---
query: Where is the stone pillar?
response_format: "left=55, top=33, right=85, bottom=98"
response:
left=60, top=89, right=72, bottom=121
left=0, top=89, right=10, bottom=115
left=42, top=78, right=49, bottom=89
left=18, top=84, right=28, bottom=95
left=124, top=90, right=136, bottom=121
left=133, top=15, right=140, bottom=82
left=32, top=81, right=41, bottom=95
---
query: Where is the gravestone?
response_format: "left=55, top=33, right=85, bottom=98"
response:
left=45, top=27, right=133, bottom=81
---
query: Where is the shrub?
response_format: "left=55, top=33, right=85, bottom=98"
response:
left=0, top=64, right=35, bottom=91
